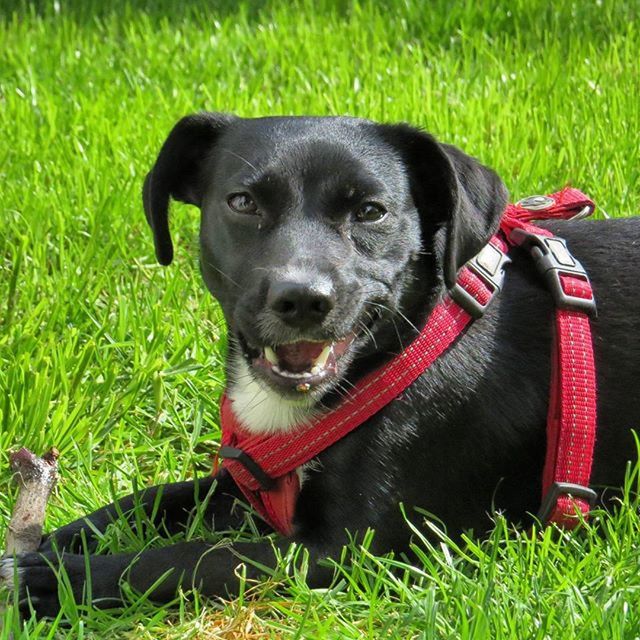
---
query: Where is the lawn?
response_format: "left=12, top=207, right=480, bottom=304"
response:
left=1, top=0, right=639, bottom=637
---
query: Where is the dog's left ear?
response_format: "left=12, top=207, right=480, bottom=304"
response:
left=376, top=124, right=508, bottom=289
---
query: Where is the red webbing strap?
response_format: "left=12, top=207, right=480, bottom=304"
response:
left=542, top=276, right=597, bottom=526
left=501, top=187, right=595, bottom=236
left=219, top=398, right=301, bottom=535
left=503, top=187, right=598, bottom=527
left=229, top=465, right=299, bottom=536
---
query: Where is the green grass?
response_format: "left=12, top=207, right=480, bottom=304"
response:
left=1, top=0, right=639, bottom=637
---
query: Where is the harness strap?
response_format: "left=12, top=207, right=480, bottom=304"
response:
left=505, top=190, right=598, bottom=527
left=542, top=297, right=598, bottom=525
left=218, top=187, right=598, bottom=535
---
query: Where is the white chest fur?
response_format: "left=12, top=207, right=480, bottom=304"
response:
left=227, top=355, right=320, bottom=435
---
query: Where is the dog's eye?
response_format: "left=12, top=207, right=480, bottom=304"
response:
left=227, top=193, right=258, bottom=215
left=355, top=202, right=387, bottom=223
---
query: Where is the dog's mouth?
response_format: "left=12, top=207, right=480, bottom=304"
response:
left=235, top=304, right=385, bottom=395
left=244, top=335, right=356, bottom=393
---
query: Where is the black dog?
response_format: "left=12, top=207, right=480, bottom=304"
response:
left=3, top=114, right=640, bottom=617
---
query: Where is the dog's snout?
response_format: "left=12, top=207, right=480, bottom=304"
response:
left=267, top=279, right=336, bottom=328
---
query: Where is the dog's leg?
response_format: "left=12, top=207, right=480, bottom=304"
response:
left=8, top=536, right=337, bottom=618
left=4, top=472, right=289, bottom=617
left=37, top=472, right=251, bottom=554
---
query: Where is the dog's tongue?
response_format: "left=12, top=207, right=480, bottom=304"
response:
left=275, top=341, right=326, bottom=373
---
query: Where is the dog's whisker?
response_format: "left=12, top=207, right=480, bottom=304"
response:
left=204, top=261, right=242, bottom=289
left=357, top=318, right=378, bottom=349
left=365, top=301, right=404, bottom=341
left=392, top=308, right=420, bottom=336
left=366, top=301, right=419, bottom=339
left=389, top=315, right=405, bottom=351
left=220, top=147, right=259, bottom=172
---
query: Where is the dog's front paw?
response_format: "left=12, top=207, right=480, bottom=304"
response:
left=0, top=551, right=129, bottom=619
left=0, top=551, right=66, bottom=618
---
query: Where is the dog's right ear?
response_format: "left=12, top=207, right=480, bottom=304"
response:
left=142, top=112, right=235, bottom=265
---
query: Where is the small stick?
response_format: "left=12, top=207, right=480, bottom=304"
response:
left=1, top=448, right=58, bottom=630
left=3, top=447, right=59, bottom=557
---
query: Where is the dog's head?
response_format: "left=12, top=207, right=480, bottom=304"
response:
left=143, top=114, right=506, bottom=429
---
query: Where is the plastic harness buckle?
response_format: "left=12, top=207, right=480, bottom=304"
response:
left=218, top=445, right=276, bottom=490
left=449, top=243, right=512, bottom=318
left=537, top=481, right=598, bottom=523
left=509, top=230, right=597, bottom=316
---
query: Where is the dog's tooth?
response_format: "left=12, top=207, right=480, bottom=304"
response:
left=276, top=368, right=314, bottom=379
left=311, top=366, right=321, bottom=375
left=313, top=344, right=333, bottom=368
left=264, top=346, right=278, bottom=365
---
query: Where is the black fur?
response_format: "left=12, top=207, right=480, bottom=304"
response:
left=8, top=114, right=640, bottom=617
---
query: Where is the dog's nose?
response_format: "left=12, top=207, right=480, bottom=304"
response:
left=267, top=279, right=336, bottom=327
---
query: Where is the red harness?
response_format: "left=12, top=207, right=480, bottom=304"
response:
left=218, top=188, right=598, bottom=535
